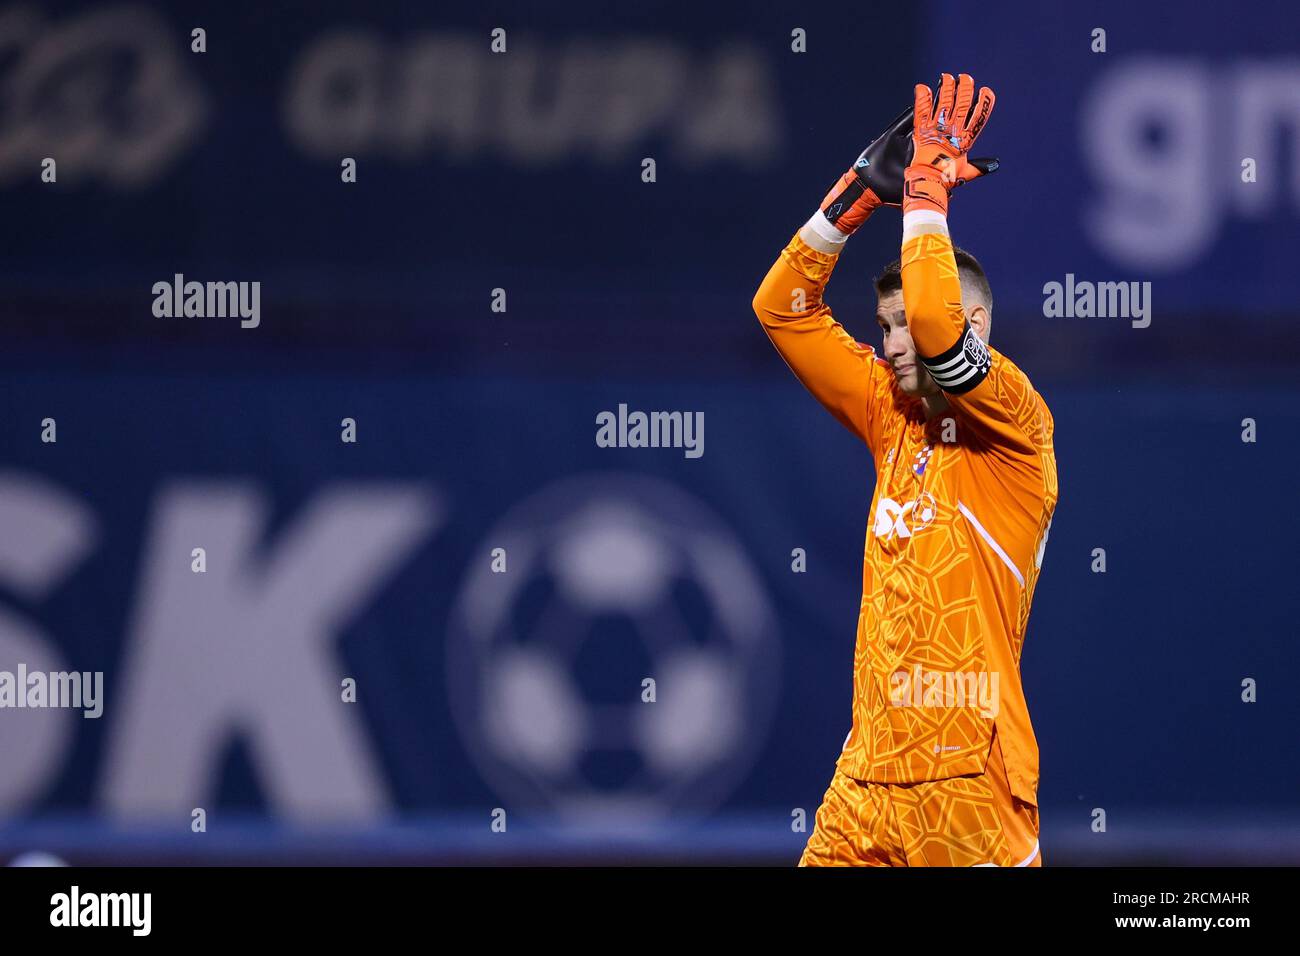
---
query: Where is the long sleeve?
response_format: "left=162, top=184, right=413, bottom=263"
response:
left=752, top=232, right=893, bottom=453
left=901, top=222, right=1049, bottom=460
left=900, top=229, right=967, bottom=361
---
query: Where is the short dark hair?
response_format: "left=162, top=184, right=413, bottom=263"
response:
left=873, top=246, right=993, bottom=312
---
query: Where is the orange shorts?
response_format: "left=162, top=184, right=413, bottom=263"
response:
left=799, top=731, right=1041, bottom=867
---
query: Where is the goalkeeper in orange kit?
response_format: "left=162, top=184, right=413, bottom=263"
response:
left=752, top=74, right=1057, bottom=866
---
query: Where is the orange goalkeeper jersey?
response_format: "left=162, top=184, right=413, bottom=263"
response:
left=752, top=230, right=1057, bottom=807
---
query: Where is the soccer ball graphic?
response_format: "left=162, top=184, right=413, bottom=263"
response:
left=446, top=474, right=780, bottom=823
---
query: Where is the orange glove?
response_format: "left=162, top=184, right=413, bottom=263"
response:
left=903, top=73, right=998, bottom=216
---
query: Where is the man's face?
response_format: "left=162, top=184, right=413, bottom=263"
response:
left=875, top=290, right=942, bottom=398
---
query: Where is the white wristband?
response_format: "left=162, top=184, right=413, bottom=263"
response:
left=799, top=210, right=849, bottom=254
left=902, top=209, right=949, bottom=240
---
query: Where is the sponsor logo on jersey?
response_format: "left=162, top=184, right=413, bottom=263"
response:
left=872, top=492, right=938, bottom=540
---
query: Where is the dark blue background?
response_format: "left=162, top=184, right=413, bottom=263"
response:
left=1, top=0, right=1297, bottom=864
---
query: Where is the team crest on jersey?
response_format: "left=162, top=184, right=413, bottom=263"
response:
left=913, top=443, right=933, bottom=477
left=873, top=492, right=938, bottom=540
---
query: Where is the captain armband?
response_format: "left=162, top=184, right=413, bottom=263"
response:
left=920, top=321, right=992, bottom=394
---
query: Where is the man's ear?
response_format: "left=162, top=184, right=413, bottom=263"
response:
left=966, top=302, right=991, bottom=342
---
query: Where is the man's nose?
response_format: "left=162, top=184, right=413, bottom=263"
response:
left=883, top=334, right=908, bottom=359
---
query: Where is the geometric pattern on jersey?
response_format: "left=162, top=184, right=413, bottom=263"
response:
left=752, top=231, right=1058, bottom=811
left=799, top=731, right=1041, bottom=867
